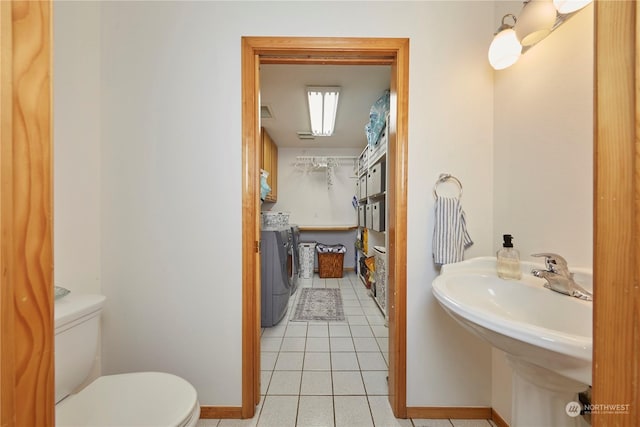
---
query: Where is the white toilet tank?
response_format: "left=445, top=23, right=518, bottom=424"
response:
left=54, top=294, right=106, bottom=404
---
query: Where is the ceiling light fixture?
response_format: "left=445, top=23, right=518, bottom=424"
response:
left=306, top=86, right=340, bottom=136
left=488, top=14, right=522, bottom=70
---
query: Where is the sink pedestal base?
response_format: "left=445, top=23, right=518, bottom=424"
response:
left=508, top=356, right=589, bottom=427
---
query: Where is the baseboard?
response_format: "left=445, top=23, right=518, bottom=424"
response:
left=406, top=406, right=492, bottom=420
left=199, top=406, right=242, bottom=419
left=491, top=408, right=510, bottom=427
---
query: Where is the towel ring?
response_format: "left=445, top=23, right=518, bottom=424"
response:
left=433, top=173, right=463, bottom=199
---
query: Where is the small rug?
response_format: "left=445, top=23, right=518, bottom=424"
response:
left=291, top=288, right=345, bottom=322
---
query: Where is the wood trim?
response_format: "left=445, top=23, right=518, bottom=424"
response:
left=406, top=406, right=492, bottom=420
left=0, top=1, right=15, bottom=425
left=241, top=38, right=261, bottom=418
left=199, top=406, right=243, bottom=419
left=491, top=408, right=509, bottom=427
left=1, top=1, right=54, bottom=426
left=242, top=36, right=409, bottom=419
left=593, top=2, right=640, bottom=426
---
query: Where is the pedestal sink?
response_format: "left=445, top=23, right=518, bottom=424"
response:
left=431, top=257, right=592, bottom=427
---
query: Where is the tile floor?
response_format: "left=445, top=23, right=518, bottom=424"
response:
left=196, top=272, right=497, bottom=427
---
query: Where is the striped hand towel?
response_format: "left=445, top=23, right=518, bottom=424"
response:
left=432, top=196, right=473, bottom=265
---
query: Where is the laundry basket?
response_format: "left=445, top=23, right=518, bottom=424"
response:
left=298, top=242, right=316, bottom=279
left=316, top=243, right=346, bottom=278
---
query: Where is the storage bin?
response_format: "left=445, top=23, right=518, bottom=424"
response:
left=298, top=242, right=316, bottom=279
left=373, top=246, right=387, bottom=313
left=316, top=243, right=346, bottom=278
left=367, top=161, right=385, bottom=197
left=261, top=211, right=290, bottom=228
left=371, top=200, right=385, bottom=232
left=366, top=204, right=373, bottom=230
left=358, top=204, right=367, bottom=228
left=359, top=175, right=367, bottom=200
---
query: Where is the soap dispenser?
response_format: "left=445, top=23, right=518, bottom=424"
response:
left=497, top=234, right=522, bottom=280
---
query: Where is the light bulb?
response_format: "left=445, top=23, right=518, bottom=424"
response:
left=488, top=28, right=522, bottom=70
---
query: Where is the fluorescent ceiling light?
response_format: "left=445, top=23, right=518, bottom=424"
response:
left=306, top=86, right=340, bottom=136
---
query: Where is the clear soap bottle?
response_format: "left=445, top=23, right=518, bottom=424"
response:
left=497, top=234, right=522, bottom=280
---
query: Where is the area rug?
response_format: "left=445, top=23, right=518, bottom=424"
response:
left=291, top=288, right=345, bottom=322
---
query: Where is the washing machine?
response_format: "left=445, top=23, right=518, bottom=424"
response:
left=261, top=227, right=294, bottom=327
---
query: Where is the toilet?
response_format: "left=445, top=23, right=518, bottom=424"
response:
left=55, top=293, right=200, bottom=427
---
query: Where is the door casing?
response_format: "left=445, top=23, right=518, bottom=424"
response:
left=241, top=36, right=410, bottom=418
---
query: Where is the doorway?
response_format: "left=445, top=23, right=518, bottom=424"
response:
left=241, top=36, right=409, bottom=419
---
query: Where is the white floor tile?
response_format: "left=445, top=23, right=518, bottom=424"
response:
left=350, top=325, right=374, bottom=338
left=307, top=324, right=329, bottom=337
left=412, top=420, right=454, bottom=427
left=196, top=419, right=220, bottom=427
left=368, top=395, right=412, bottom=426
left=285, top=323, right=308, bottom=337
left=450, top=420, right=493, bottom=427
left=343, top=299, right=362, bottom=307
left=353, top=337, right=380, bottom=352
left=357, top=352, right=387, bottom=370
left=300, top=371, right=333, bottom=395
left=347, top=315, right=369, bottom=325
left=306, top=337, right=330, bottom=352
left=334, top=396, right=373, bottom=427
left=376, top=337, right=389, bottom=351
left=260, top=371, right=272, bottom=395
left=267, top=371, right=302, bottom=395
left=303, top=352, right=331, bottom=371
left=332, top=371, right=366, bottom=395
left=257, top=395, right=298, bottom=427
left=281, top=337, right=306, bottom=352
left=274, top=352, right=304, bottom=371
left=260, top=337, right=283, bottom=352
left=371, top=324, right=389, bottom=337
left=366, top=314, right=387, bottom=325
left=329, top=324, right=351, bottom=337
left=261, top=324, right=287, bottom=338
left=331, top=352, right=360, bottom=371
left=296, top=395, right=335, bottom=427
left=344, top=306, right=365, bottom=315
left=330, top=337, right=355, bottom=352
left=261, top=352, right=278, bottom=371
left=362, top=371, right=388, bottom=395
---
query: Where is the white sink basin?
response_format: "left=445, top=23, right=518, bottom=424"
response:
left=432, top=257, right=592, bottom=386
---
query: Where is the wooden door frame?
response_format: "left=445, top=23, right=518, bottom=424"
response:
left=592, top=2, right=640, bottom=425
left=1, top=1, right=54, bottom=426
left=241, top=36, right=409, bottom=419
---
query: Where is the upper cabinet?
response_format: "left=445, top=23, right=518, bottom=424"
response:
left=261, top=128, right=278, bottom=202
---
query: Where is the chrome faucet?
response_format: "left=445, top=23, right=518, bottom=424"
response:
left=531, top=253, right=593, bottom=301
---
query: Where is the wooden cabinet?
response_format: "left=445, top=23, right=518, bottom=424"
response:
left=261, top=127, right=278, bottom=202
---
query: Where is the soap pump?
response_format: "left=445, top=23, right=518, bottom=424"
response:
left=497, top=234, right=522, bottom=280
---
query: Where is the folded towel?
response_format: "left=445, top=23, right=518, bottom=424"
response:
left=432, top=196, right=473, bottom=265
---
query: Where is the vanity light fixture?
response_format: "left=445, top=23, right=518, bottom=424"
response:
left=515, top=0, right=558, bottom=46
left=488, top=14, right=522, bottom=70
left=306, top=86, right=340, bottom=136
left=489, top=0, right=593, bottom=70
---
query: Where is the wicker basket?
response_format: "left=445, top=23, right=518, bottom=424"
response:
left=318, top=252, right=344, bottom=278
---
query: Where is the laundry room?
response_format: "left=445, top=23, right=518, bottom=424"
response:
left=258, top=62, right=392, bottom=406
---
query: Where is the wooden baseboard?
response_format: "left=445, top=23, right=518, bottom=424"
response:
left=406, top=406, right=492, bottom=420
left=199, top=406, right=242, bottom=419
left=491, top=408, right=509, bottom=427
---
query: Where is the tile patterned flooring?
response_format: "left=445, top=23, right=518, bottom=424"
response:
left=196, top=272, right=496, bottom=427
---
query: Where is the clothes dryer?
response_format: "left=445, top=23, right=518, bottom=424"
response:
left=261, top=227, right=293, bottom=327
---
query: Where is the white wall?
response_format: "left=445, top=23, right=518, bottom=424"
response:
left=51, top=0, right=497, bottom=407
left=53, top=2, right=102, bottom=295
left=491, top=2, right=594, bottom=423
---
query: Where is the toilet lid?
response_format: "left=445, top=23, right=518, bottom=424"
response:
left=56, top=372, right=199, bottom=427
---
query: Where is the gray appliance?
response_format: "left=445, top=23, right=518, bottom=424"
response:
left=290, top=224, right=300, bottom=295
left=261, top=228, right=294, bottom=327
